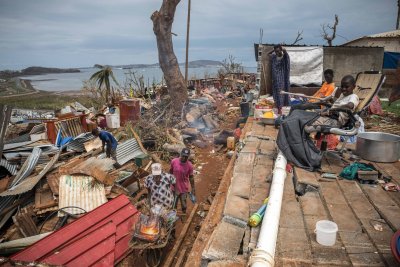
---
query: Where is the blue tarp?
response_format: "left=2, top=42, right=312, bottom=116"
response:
left=383, top=52, right=400, bottom=69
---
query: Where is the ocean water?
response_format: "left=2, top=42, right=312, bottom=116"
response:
left=18, top=66, right=256, bottom=92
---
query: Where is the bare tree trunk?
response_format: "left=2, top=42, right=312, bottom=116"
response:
left=151, top=0, right=188, bottom=111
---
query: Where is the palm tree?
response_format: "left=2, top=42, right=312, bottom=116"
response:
left=90, top=65, right=120, bottom=103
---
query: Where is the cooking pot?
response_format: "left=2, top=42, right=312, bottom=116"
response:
left=355, top=132, right=400, bottom=163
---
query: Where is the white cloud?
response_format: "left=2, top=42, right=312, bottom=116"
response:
left=0, top=0, right=397, bottom=69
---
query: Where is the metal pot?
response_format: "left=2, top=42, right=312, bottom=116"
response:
left=355, top=132, right=400, bottom=163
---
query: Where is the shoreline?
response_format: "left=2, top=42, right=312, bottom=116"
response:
left=0, top=78, right=84, bottom=98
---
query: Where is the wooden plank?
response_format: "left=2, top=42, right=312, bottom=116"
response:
left=321, top=181, right=387, bottom=266
left=294, top=167, right=320, bottom=189
left=35, top=183, right=57, bottom=210
left=164, top=203, right=198, bottom=267
left=299, top=191, right=351, bottom=266
left=374, top=162, right=400, bottom=206
left=276, top=173, right=312, bottom=263
left=359, top=184, right=400, bottom=231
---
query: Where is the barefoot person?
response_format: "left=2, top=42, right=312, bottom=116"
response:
left=170, top=148, right=195, bottom=214
left=91, top=128, right=118, bottom=160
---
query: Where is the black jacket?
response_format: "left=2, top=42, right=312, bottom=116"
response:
left=277, top=110, right=322, bottom=171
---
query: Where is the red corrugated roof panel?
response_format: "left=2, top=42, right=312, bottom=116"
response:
left=11, top=195, right=139, bottom=266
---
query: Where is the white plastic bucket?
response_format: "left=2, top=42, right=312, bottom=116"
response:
left=106, top=114, right=120, bottom=129
left=315, top=220, right=338, bottom=246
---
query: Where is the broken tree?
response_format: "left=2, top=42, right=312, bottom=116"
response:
left=151, top=0, right=188, bottom=111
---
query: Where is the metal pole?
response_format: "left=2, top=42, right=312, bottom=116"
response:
left=184, top=0, right=191, bottom=86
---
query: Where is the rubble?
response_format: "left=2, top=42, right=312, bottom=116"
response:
left=0, top=74, right=248, bottom=266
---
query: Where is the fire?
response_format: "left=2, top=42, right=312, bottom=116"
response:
left=140, top=223, right=159, bottom=236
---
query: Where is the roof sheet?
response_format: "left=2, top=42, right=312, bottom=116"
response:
left=115, top=138, right=145, bottom=165
left=58, top=175, right=107, bottom=215
left=369, top=29, right=400, bottom=38
left=0, top=158, right=18, bottom=175
left=12, top=195, right=139, bottom=265
left=0, top=150, right=59, bottom=196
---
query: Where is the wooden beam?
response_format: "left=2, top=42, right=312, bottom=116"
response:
left=163, top=203, right=198, bottom=267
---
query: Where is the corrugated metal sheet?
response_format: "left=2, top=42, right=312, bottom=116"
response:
left=0, top=150, right=59, bottom=196
left=10, top=147, right=42, bottom=187
left=55, top=117, right=84, bottom=139
left=12, top=195, right=139, bottom=265
left=29, top=124, right=46, bottom=134
left=4, top=133, right=31, bottom=144
left=3, top=141, right=36, bottom=151
left=0, top=158, right=18, bottom=175
left=0, top=147, right=42, bottom=223
left=58, top=175, right=107, bottom=215
left=115, top=138, right=144, bottom=166
left=369, top=29, right=400, bottom=38
left=67, top=132, right=95, bottom=152
left=0, top=105, right=13, bottom=158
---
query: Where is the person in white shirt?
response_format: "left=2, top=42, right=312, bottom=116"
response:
left=304, top=75, right=359, bottom=132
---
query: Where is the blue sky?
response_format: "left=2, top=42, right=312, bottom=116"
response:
left=0, top=0, right=397, bottom=70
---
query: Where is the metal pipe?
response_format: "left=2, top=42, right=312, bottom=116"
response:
left=249, top=151, right=287, bottom=267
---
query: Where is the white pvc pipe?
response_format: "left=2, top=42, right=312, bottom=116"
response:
left=249, top=151, right=287, bottom=267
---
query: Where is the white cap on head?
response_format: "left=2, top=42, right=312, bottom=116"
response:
left=151, top=163, right=162, bottom=175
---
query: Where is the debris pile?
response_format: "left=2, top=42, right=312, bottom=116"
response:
left=0, top=76, right=248, bottom=265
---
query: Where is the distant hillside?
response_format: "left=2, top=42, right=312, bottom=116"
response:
left=0, top=66, right=80, bottom=79
left=110, top=60, right=223, bottom=69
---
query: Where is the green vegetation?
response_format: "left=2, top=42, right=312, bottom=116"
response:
left=0, top=92, right=94, bottom=110
left=381, top=100, right=400, bottom=117
left=90, top=66, right=120, bottom=104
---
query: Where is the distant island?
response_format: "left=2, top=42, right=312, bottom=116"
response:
left=95, top=60, right=223, bottom=69
left=0, top=66, right=80, bottom=79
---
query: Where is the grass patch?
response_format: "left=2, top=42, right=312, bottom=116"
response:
left=0, top=92, right=95, bottom=110
left=381, top=100, right=400, bottom=117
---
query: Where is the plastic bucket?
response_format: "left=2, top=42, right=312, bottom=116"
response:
left=315, top=220, right=338, bottom=246
left=106, top=114, right=120, bottom=129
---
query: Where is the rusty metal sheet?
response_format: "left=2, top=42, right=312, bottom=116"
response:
left=12, top=210, right=38, bottom=237
left=35, top=183, right=58, bottom=210
left=84, top=138, right=102, bottom=152
left=63, top=157, right=114, bottom=185
left=58, top=175, right=107, bottom=215
left=0, top=176, right=10, bottom=193
left=46, top=172, right=60, bottom=195
left=0, top=105, right=12, bottom=159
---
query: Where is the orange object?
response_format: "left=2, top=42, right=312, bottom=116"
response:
left=315, top=134, right=339, bottom=150
left=309, top=82, right=335, bottom=102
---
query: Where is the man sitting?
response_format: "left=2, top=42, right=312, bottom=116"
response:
left=277, top=75, right=359, bottom=171
left=304, top=75, right=359, bottom=132
left=289, top=69, right=335, bottom=115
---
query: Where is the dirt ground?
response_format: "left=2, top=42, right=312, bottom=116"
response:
left=363, top=112, right=400, bottom=135
left=127, top=98, right=241, bottom=266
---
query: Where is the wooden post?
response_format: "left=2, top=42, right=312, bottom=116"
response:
left=184, top=0, right=191, bottom=85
